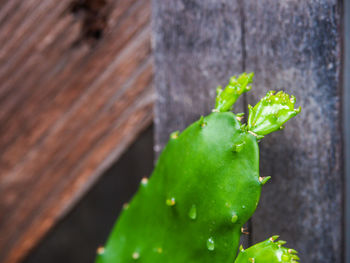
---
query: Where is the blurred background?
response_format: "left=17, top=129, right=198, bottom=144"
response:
left=0, top=0, right=348, bottom=262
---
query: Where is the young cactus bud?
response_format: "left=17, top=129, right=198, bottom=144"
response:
left=247, top=91, right=301, bottom=136
left=234, top=236, right=299, bottom=263
left=215, top=72, right=254, bottom=112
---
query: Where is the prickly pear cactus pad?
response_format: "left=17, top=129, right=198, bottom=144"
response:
left=235, top=236, right=300, bottom=263
left=95, top=73, right=300, bottom=263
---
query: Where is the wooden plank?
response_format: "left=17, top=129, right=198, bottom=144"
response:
left=22, top=126, right=155, bottom=263
left=153, top=0, right=245, bottom=152
left=345, top=0, right=350, bottom=261
left=0, top=0, right=153, bottom=262
left=153, top=0, right=343, bottom=262
left=242, top=1, right=343, bottom=262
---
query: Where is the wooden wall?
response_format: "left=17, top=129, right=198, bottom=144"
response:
left=0, top=0, right=153, bottom=262
left=0, top=0, right=345, bottom=262
left=153, top=1, right=344, bottom=262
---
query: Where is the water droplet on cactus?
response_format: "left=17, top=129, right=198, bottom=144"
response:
left=231, top=213, right=238, bottom=223
left=132, top=252, right=140, bottom=260
left=206, top=237, right=215, bottom=251
left=188, top=205, right=197, bottom=220
left=166, top=197, right=176, bottom=206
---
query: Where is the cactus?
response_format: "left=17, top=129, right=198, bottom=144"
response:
left=95, top=73, right=300, bottom=263
left=235, top=236, right=299, bottom=263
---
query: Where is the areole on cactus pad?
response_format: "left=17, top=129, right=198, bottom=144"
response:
left=95, top=73, right=301, bottom=263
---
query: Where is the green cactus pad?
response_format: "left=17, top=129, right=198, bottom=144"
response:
left=96, top=112, right=261, bottom=263
left=215, top=72, right=254, bottom=112
left=247, top=91, right=301, bottom=136
left=95, top=74, right=300, bottom=263
left=235, top=236, right=300, bottom=263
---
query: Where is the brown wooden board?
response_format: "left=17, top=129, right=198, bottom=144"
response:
left=0, top=0, right=153, bottom=262
left=153, top=0, right=343, bottom=262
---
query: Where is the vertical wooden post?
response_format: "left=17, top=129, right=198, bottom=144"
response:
left=153, top=0, right=245, bottom=152
left=153, top=0, right=344, bottom=262
left=344, top=0, right=350, bottom=262
left=242, top=2, right=343, bottom=262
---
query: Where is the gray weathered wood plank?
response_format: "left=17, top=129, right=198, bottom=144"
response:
left=243, top=1, right=343, bottom=262
left=153, top=0, right=343, bottom=262
left=345, top=0, right=350, bottom=262
left=153, top=0, right=245, bottom=153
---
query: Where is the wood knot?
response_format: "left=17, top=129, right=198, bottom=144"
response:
left=70, top=0, right=109, bottom=45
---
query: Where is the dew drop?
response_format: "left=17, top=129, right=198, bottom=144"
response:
left=242, top=205, right=246, bottom=209
left=231, top=213, right=238, bottom=223
left=207, top=237, right=215, bottom=251
left=188, top=205, right=197, bottom=220
left=166, top=197, right=176, bottom=206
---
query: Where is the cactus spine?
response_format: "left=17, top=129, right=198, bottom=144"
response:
left=95, top=73, right=300, bottom=263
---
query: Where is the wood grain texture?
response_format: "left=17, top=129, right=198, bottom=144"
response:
left=153, top=0, right=343, bottom=262
left=153, top=0, right=245, bottom=152
left=0, top=0, right=153, bottom=262
left=243, top=1, right=343, bottom=262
